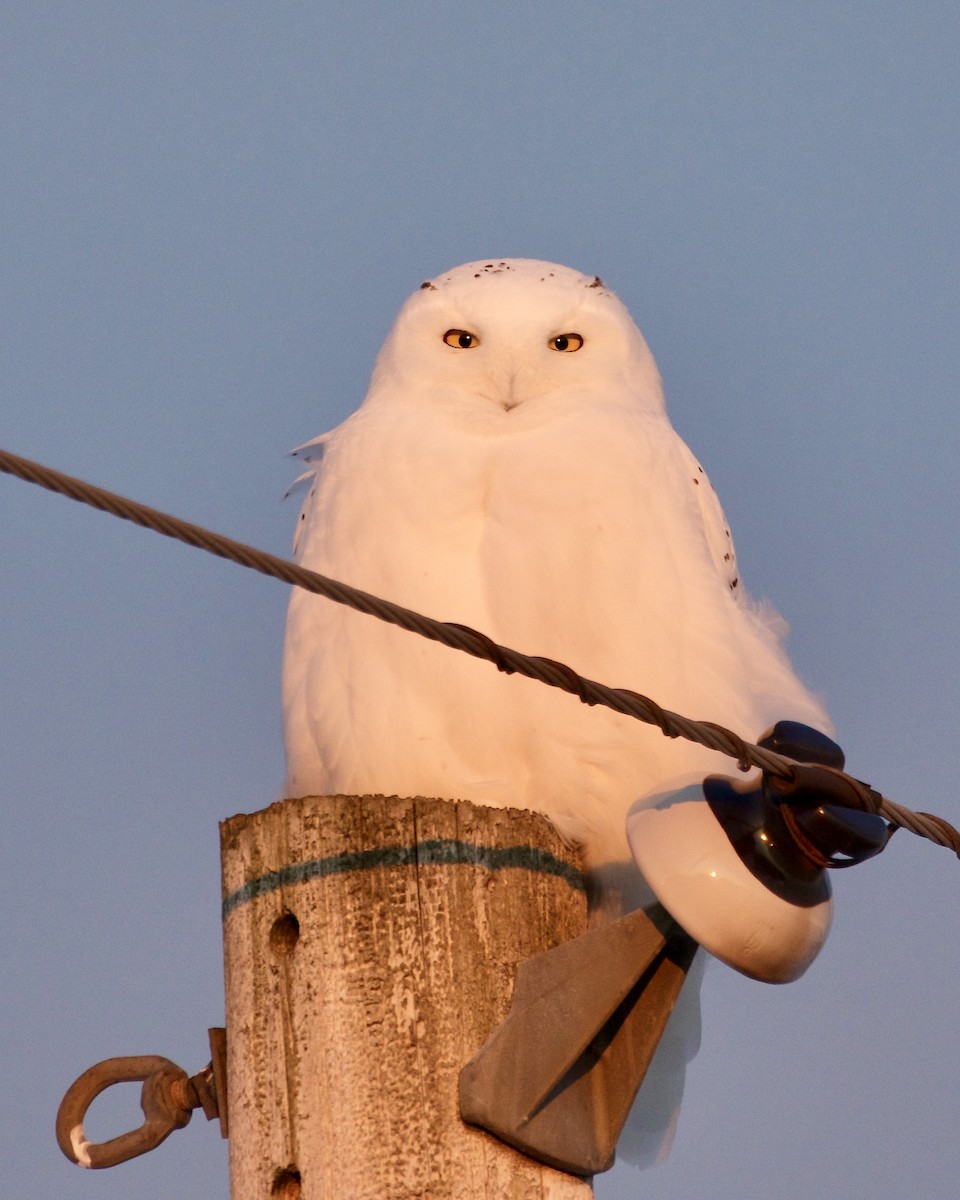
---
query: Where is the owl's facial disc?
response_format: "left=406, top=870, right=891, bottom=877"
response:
left=439, top=324, right=588, bottom=410
left=377, top=258, right=665, bottom=419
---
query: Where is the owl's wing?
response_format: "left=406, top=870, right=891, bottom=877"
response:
left=675, top=441, right=740, bottom=598
left=287, top=431, right=334, bottom=556
left=291, top=431, right=332, bottom=464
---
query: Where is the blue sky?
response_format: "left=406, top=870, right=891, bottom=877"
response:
left=2, top=5, right=958, bottom=1198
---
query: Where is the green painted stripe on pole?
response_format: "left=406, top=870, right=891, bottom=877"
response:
left=222, top=838, right=586, bottom=918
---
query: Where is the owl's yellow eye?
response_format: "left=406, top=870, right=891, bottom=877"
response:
left=443, top=329, right=480, bottom=349
left=548, top=333, right=584, bottom=353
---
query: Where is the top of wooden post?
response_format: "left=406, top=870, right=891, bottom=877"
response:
left=220, top=794, right=593, bottom=1200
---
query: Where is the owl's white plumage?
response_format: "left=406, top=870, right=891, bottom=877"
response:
left=282, top=258, right=827, bottom=874
left=281, top=258, right=830, bottom=1166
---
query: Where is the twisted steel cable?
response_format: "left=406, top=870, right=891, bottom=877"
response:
left=2, top=445, right=957, bottom=857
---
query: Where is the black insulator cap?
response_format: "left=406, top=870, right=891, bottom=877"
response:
left=757, top=723, right=891, bottom=868
left=758, top=720, right=845, bottom=770
left=785, top=802, right=891, bottom=869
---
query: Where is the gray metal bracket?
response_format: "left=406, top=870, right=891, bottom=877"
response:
left=459, top=907, right=697, bottom=1176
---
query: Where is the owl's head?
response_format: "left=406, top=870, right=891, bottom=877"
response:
left=368, top=259, right=665, bottom=419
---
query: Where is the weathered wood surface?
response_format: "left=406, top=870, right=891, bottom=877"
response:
left=221, top=794, right=593, bottom=1199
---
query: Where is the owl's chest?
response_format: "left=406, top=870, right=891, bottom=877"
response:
left=299, top=403, right=710, bottom=659
left=312, top=404, right=653, bottom=551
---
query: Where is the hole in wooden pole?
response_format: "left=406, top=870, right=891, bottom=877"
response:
left=271, top=1165, right=301, bottom=1198
left=269, top=911, right=300, bottom=956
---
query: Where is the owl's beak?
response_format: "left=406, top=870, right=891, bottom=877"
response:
left=483, top=360, right=540, bottom=411
left=496, top=365, right=526, bottom=411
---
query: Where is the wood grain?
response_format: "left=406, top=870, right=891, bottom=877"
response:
left=221, top=794, right=593, bottom=1199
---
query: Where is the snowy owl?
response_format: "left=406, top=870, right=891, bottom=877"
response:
left=282, top=258, right=828, bottom=884
left=281, top=258, right=832, bottom=1166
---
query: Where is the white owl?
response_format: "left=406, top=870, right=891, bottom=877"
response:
left=282, top=258, right=828, bottom=880
left=281, top=258, right=832, bottom=1167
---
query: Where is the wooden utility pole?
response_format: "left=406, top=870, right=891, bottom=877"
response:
left=220, top=794, right=593, bottom=1199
